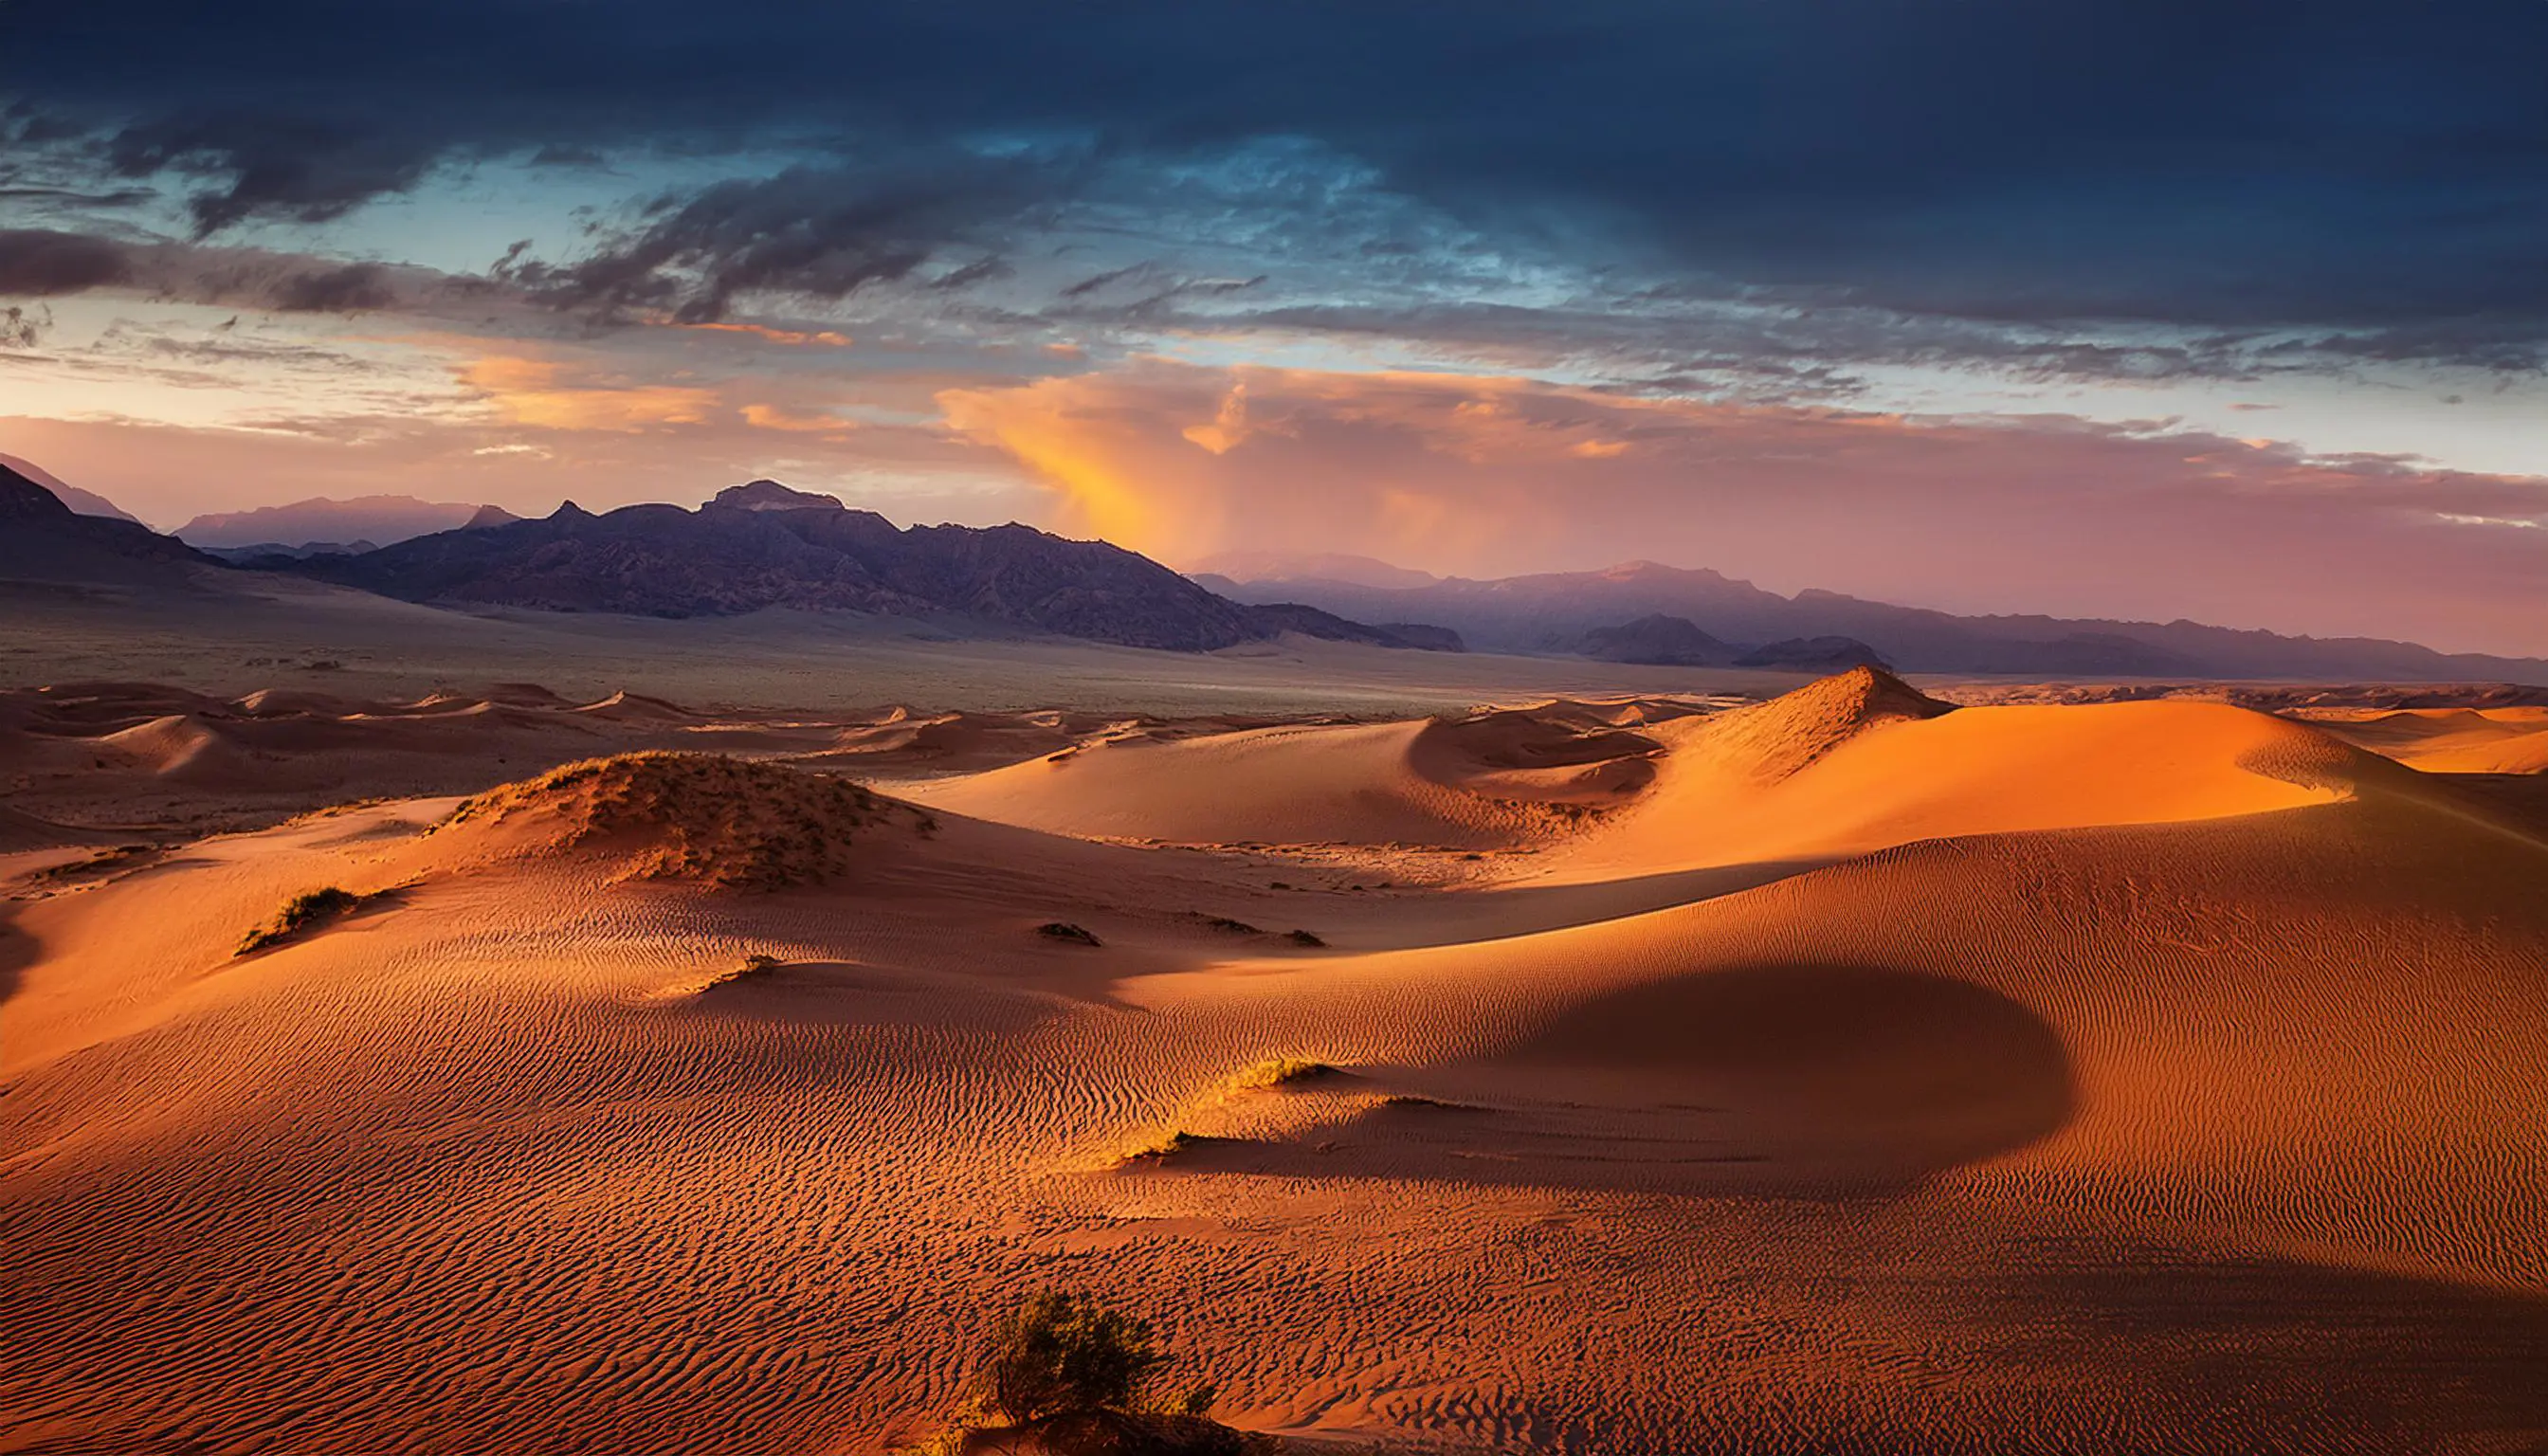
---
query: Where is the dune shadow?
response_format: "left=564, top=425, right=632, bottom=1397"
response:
left=1440, top=859, right=1838, bottom=939
left=1202, top=963, right=2075, bottom=1198
left=0, top=910, right=33, bottom=1010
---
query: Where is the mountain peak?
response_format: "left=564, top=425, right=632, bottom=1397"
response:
left=709, top=479, right=846, bottom=512
left=463, top=504, right=522, bottom=530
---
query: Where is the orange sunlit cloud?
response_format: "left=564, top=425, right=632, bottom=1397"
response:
left=740, top=403, right=858, bottom=434
left=938, top=359, right=2548, bottom=656
left=460, top=355, right=723, bottom=432
left=675, top=321, right=854, bottom=347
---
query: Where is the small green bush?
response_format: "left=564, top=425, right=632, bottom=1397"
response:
left=981, top=1291, right=1170, bottom=1425
left=903, top=1293, right=1265, bottom=1456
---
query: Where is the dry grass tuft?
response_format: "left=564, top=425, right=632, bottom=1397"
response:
left=703, top=953, right=787, bottom=990
left=1119, top=1130, right=1209, bottom=1164
left=236, top=886, right=363, bottom=956
left=1235, top=1058, right=1340, bottom=1091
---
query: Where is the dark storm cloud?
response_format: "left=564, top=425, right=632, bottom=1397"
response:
left=104, top=113, right=440, bottom=236
left=0, top=228, right=417, bottom=316
left=0, top=228, right=135, bottom=295
left=493, top=155, right=1086, bottom=322
left=265, top=262, right=398, bottom=314
left=4, top=0, right=2546, bottom=344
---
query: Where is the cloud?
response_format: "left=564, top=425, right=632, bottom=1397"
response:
left=0, top=229, right=441, bottom=319
left=497, top=155, right=1085, bottom=322
left=266, top=262, right=398, bottom=314
left=739, top=402, right=854, bottom=434
left=941, top=360, right=2548, bottom=655
left=105, top=112, right=438, bottom=237
left=0, top=228, right=136, bottom=294
left=458, top=355, right=724, bottom=432
left=6, top=0, right=2543, bottom=345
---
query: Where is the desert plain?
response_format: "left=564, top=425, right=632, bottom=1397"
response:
left=3, top=583, right=2545, bottom=1456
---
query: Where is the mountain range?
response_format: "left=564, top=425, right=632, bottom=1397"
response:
left=175, top=495, right=519, bottom=551
left=264, top=480, right=1440, bottom=652
left=1193, top=557, right=2548, bottom=682
left=9, top=459, right=2541, bottom=681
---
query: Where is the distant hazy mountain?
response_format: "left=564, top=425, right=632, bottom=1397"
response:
left=202, top=540, right=382, bottom=564
left=1205, top=558, right=2548, bottom=682
left=1735, top=636, right=1892, bottom=672
left=177, top=495, right=519, bottom=550
left=0, top=452, right=138, bottom=523
left=0, top=462, right=218, bottom=583
left=1185, top=550, right=1440, bottom=591
left=273, top=481, right=1443, bottom=653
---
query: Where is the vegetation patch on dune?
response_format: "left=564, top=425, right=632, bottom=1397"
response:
left=904, top=1291, right=1261, bottom=1456
left=236, top=885, right=364, bottom=956
left=701, top=953, right=787, bottom=990
left=439, top=752, right=935, bottom=889
left=1234, top=1058, right=1340, bottom=1091
left=1119, top=1130, right=1224, bottom=1165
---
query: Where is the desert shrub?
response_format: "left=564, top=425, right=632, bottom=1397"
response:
left=1037, top=921, right=1102, bottom=947
left=902, top=1294, right=1266, bottom=1456
left=981, top=1292, right=1170, bottom=1425
left=705, top=953, right=785, bottom=989
left=1120, top=1130, right=1208, bottom=1164
left=236, top=886, right=362, bottom=955
left=1199, top=917, right=1259, bottom=935
left=1282, top=930, right=1325, bottom=948
left=1235, top=1059, right=1337, bottom=1090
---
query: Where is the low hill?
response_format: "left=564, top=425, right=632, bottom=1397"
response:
left=1579, top=613, right=1738, bottom=665
left=0, top=462, right=219, bottom=585
left=1734, top=635, right=1889, bottom=671
left=0, top=453, right=138, bottom=523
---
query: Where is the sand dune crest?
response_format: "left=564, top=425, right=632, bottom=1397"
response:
left=427, top=752, right=937, bottom=888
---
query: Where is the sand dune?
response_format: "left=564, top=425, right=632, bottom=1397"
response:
left=903, top=697, right=1703, bottom=847
left=3, top=668, right=2542, bottom=1455
left=2305, top=705, right=2548, bottom=774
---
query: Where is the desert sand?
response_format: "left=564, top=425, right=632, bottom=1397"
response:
left=4, top=662, right=2544, bottom=1455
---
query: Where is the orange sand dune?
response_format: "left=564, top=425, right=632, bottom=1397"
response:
left=3, top=670, right=2543, bottom=1455
left=903, top=698, right=1696, bottom=846
left=1553, top=671, right=2387, bottom=879
left=2305, top=706, right=2548, bottom=774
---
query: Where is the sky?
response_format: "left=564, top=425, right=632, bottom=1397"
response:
left=2, top=1, right=2544, bottom=654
